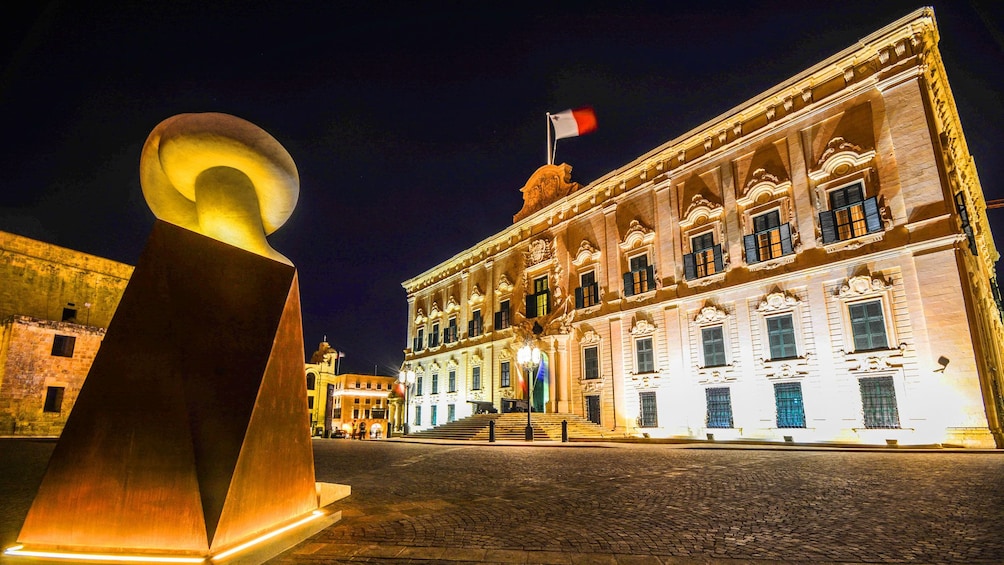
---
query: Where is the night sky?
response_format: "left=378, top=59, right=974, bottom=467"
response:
left=2, top=2, right=1001, bottom=375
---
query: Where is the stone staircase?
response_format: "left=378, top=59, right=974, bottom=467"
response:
left=406, top=412, right=613, bottom=441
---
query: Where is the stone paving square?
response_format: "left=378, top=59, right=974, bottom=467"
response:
left=2, top=438, right=1003, bottom=564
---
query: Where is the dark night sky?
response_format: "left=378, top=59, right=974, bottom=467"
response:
left=1, top=2, right=1001, bottom=375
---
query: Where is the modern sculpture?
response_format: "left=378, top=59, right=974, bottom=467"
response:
left=7, top=113, right=346, bottom=563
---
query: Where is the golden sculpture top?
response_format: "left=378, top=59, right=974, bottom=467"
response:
left=140, top=113, right=299, bottom=264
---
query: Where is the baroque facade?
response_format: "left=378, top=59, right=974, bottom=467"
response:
left=401, top=9, right=1004, bottom=448
left=0, top=231, right=132, bottom=435
left=305, top=340, right=397, bottom=438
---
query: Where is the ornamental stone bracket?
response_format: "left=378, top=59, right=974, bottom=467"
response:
left=841, top=343, right=908, bottom=373
left=628, top=369, right=667, bottom=389
left=445, top=392, right=459, bottom=403
left=695, top=362, right=740, bottom=385
left=469, top=390, right=485, bottom=401
left=837, top=275, right=891, bottom=298
left=579, top=377, right=605, bottom=393
left=759, top=352, right=812, bottom=380
left=500, top=389, right=515, bottom=399
left=819, top=230, right=886, bottom=253
left=747, top=252, right=798, bottom=272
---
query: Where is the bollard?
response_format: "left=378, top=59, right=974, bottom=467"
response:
left=489, top=419, right=496, bottom=442
left=561, top=419, right=568, bottom=443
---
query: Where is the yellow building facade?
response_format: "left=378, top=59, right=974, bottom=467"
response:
left=401, top=9, right=1004, bottom=448
left=305, top=341, right=397, bottom=438
left=0, top=231, right=132, bottom=436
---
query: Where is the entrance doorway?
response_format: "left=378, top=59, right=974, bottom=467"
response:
left=586, top=395, right=600, bottom=425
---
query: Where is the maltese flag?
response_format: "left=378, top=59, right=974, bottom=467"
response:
left=549, top=107, right=597, bottom=140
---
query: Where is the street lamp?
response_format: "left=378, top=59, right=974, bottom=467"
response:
left=398, top=368, right=416, bottom=436
left=517, top=343, right=541, bottom=442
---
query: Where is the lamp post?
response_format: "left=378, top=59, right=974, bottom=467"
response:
left=517, top=343, right=541, bottom=442
left=398, top=368, right=416, bottom=436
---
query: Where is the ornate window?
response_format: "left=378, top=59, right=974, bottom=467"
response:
left=431, top=373, right=439, bottom=395
left=583, top=346, right=599, bottom=380
left=680, top=195, right=727, bottom=283
left=701, top=326, right=727, bottom=368
left=774, top=382, right=806, bottom=428
left=820, top=181, right=881, bottom=243
left=837, top=275, right=897, bottom=354
left=526, top=275, right=551, bottom=319
left=444, top=316, right=458, bottom=344
left=572, top=240, right=602, bottom=308
left=468, top=309, right=483, bottom=338
left=448, top=369, right=457, bottom=393
left=705, top=387, right=733, bottom=428
left=624, top=253, right=655, bottom=296
left=686, top=232, right=722, bottom=280
left=413, top=326, right=425, bottom=352
left=619, top=220, right=657, bottom=297
left=472, top=366, right=482, bottom=390
left=635, top=337, right=655, bottom=374
left=766, top=314, right=798, bottom=360
left=745, top=209, right=793, bottom=263
left=638, top=391, right=658, bottom=428
left=859, top=376, right=900, bottom=429
left=429, top=321, right=440, bottom=348
left=576, top=270, right=600, bottom=308
left=848, top=300, right=888, bottom=351
left=494, top=298, right=511, bottom=330
left=500, top=360, right=511, bottom=388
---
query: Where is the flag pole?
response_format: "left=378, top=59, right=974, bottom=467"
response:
left=546, top=113, right=552, bottom=165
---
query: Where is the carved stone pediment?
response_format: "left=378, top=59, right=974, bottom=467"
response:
left=429, top=301, right=441, bottom=318
left=630, top=319, right=657, bottom=336
left=414, top=308, right=427, bottom=325
left=446, top=358, right=459, bottom=369
left=693, top=304, right=728, bottom=325
left=445, top=296, right=459, bottom=314
left=428, top=361, right=440, bottom=372
left=809, top=137, right=876, bottom=181
left=837, top=275, right=890, bottom=298
left=580, top=329, right=601, bottom=345
left=572, top=240, right=601, bottom=267
left=682, top=194, right=723, bottom=226
left=580, top=378, right=604, bottom=393
left=469, top=285, right=484, bottom=306
left=471, top=352, right=483, bottom=365
left=513, top=163, right=581, bottom=223
left=739, top=168, right=792, bottom=206
left=498, top=348, right=513, bottom=361
left=496, top=275, right=514, bottom=295
left=415, top=364, right=426, bottom=375
left=619, top=220, right=655, bottom=251
left=757, top=291, right=801, bottom=312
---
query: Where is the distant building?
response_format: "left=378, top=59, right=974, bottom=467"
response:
left=305, top=341, right=396, bottom=438
left=401, top=9, right=1004, bottom=447
left=0, top=231, right=132, bottom=436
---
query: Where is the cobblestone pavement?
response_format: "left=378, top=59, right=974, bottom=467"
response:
left=3, top=439, right=1003, bottom=565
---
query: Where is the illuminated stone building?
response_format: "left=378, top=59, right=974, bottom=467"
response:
left=0, top=231, right=132, bottom=436
left=401, top=8, right=1004, bottom=447
left=305, top=341, right=396, bottom=438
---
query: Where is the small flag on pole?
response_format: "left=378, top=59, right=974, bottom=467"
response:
left=549, top=107, right=597, bottom=140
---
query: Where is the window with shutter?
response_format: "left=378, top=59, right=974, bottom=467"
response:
left=819, top=182, right=883, bottom=243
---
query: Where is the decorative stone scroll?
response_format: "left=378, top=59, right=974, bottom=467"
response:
left=682, top=194, right=723, bottom=226
left=618, top=219, right=655, bottom=251
left=445, top=295, right=460, bottom=314
left=496, top=274, right=514, bottom=295
left=525, top=238, right=554, bottom=267
left=414, top=307, right=427, bottom=325
left=513, top=163, right=581, bottom=223
left=580, top=329, right=601, bottom=345
left=429, top=301, right=441, bottom=318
